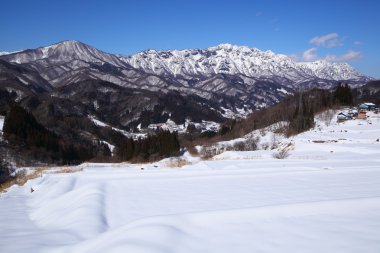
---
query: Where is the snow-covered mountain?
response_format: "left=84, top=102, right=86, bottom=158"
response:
left=3, top=40, right=126, bottom=67
left=121, top=43, right=367, bottom=83
left=2, top=41, right=369, bottom=88
left=0, top=40, right=373, bottom=131
left=0, top=50, right=22, bottom=56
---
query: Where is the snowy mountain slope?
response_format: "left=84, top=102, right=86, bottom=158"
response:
left=0, top=59, right=53, bottom=96
left=121, top=43, right=368, bottom=83
left=0, top=41, right=134, bottom=88
left=1, top=40, right=127, bottom=67
left=0, top=41, right=370, bottom=92
left=0, top=41, right=373, bottom=128
left=1, top=112, right=379, bottom=252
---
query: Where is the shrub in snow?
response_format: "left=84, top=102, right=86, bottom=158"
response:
left=224, top=137, right=259, bottom=152
left=261, top=142, right=270, bottom=150
left=14, top=169, right=27, bottom=184
left=272, top=148, right=290, bottom=159
left=244, top=137, right=259, bottom=151
left=233, top=141, right=246, bottom=151
left=271, top=133, right=278, bottom=150
left=200, top=145, right=223, bottom=160
left=318, top=109, right=337, bottom=126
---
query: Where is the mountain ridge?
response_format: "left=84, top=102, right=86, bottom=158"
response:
left=0, top=40, right=373, bottom=127
left=121, top=42, right=367, bottom=82
left=1, top=40, right=370, bottom=82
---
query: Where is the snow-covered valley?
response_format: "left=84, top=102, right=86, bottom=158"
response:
left=1, top=112, right=380, bottom=253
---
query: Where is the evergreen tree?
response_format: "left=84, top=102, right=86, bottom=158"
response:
left=3, top=105, right=60, bottom=150
left=334, top=83, right=353, bottom=105
left=117, top=130, right=180, bottom=162
left=3, top=106, right=94, bottom=164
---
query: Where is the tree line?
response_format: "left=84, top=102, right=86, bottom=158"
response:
left=117, top=130, right=180, bottom=162
left=2, top=106, right=98, bottom=164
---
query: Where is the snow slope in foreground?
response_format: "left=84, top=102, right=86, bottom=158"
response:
left=1, top=113, right=380, bottom=253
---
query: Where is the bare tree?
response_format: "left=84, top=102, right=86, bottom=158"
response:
left=318, top=109, right=336, bottom=126
left=272, top=148, right=290, bottom=159
left=271, top=133, right=278, bottom=150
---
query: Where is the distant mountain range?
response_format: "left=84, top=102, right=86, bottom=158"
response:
left=124, top=43, right=365, bottom=81
left=0, top=40, right=372, bottom=132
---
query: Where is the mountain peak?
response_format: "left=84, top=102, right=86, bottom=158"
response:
left=0, top=40, right=127, bottom=68
left=209, top=43, right=255, bottom=52
left=45, top=40, right=91, bottom=52
left=55, top=40, right=82, bottom=46
left=214, top=43, right=235, bottom=49
left=60, top=40, right=82, bottom=45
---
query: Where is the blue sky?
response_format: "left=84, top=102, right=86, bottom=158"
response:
left=1, top=0, right=379, bottom=78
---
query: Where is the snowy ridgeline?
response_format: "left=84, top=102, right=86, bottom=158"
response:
left=0, top=112, right=380, bottom=252
left=122, top=43, right=365, bottom=81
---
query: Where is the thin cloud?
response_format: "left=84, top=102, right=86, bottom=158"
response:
left=310, top=33, right=342, bottom=47
left=326, top=38, right=343, bottom=48
left=255, top=11, right=262, bottom=17
left=354, top=41, right=363, bottom=46
left=324, top=50, right=362, bottom=62
left=293, top=48, right=362, bottom=63
left=293, top=34, right=362, bottom=63
left=301, top=48, right=319, bottom=61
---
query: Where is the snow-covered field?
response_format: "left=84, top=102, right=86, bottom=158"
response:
left=1, top=113, right=380, bottom=253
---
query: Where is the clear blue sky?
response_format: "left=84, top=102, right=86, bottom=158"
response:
left=1, top=0, right=379, bottom=78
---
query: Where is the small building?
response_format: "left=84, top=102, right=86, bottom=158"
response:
left=359, top=103, right=376, bottom=111
left=337, top=112, right=351, bottom=122
left=348, top=110, right=357, bottom=117
left=357, top=111, right=367, bottom=120
left=350, top=107, right=358, bottom=117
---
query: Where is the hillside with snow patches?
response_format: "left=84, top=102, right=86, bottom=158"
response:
left=1, top=111, right=380, bottom=253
